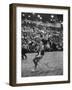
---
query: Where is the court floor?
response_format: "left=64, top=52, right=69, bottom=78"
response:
left=21, top=51, right=63, bottom=77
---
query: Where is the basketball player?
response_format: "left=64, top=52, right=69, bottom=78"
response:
left=32, top=40, right=45, bottom=71
left=22, top=43, right=27, bottom=60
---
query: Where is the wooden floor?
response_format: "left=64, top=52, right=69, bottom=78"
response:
left=21, top=51, right=63, bottom=77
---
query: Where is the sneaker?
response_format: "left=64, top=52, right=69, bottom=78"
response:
left=31, top=69, right=36, bottom=72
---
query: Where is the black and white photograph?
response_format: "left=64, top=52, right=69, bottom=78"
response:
left=21, top=13, right=63, bottom=77
left=9, top=4, right=70, bottom=86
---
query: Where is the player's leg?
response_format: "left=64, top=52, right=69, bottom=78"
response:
left=34, top=60, right=38, bottom=70
left=22, top=55, right=24, bottom=60
left=33, top=57, right=38, bottom=70
left=33, top=55, right=42, bottom=71
left=22, top=48, right=27, bottom=60
left=24, top=54, right=27, bottom=60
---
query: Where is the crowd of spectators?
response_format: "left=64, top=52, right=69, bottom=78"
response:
left=21, top=19, right=63, bottom=53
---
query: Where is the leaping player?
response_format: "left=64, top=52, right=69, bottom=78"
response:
left=32, top=40, right=45, bottom=71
